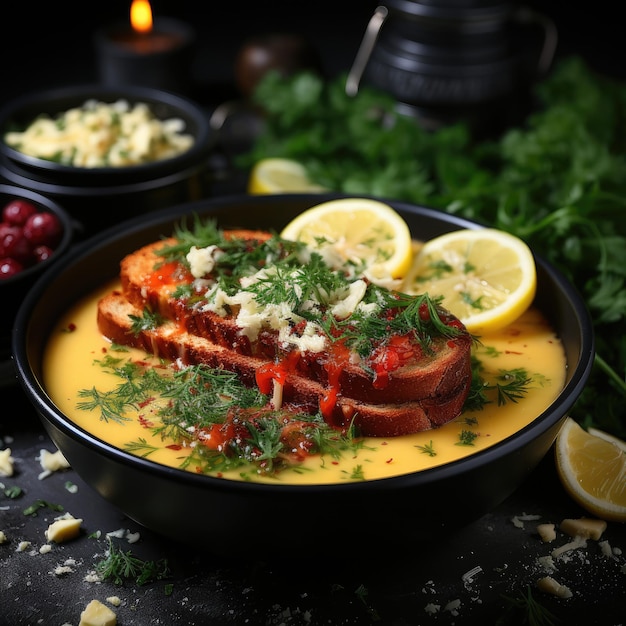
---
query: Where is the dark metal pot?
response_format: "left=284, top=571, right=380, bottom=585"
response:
left=347, top=1, right=558, bottom=136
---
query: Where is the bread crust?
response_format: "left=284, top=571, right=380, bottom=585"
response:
left=98, top=228, right=473, bottom=436
left=97, top=291, right=471, bottom=437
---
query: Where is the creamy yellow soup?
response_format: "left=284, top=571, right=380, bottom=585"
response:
left=43, top=280, right=566, bottom=485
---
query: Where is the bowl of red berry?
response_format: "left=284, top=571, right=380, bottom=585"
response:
left=0, top=184, right=74, bottom=377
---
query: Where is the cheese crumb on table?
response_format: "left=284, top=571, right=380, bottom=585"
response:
left=45, top=516, right=83, bottom=543
left=560, top=517, right=607, bottom=540
left=537, top=576, right=573, bottom=599
left=0, top=448, right=14, bottom=477
left=537, top=523, right=557, bottom=542
left=38, top=448, right=70, bottom=480
left=79, top=599, right=117, bottom=626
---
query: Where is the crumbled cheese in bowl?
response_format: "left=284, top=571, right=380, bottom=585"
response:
left=4, top=99, right=194, bottom=167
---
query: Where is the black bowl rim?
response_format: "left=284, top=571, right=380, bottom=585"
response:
left=0, top=153, right=208, bottom=196
left=0, top=183, right=75, bottom=286
left=0, top=83, right=213, bottom=181
left=12, top=192, right=595, bottom=495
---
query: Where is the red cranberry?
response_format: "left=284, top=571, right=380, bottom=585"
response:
left=23, top=212, right=62, bottom=247
left=0, top=225, right=32, bottom=263
left=33, top=245, right=54, bottom=263
left=2, top=199, right=38, bottom=226
left=0, top=257, right=24, bottom=279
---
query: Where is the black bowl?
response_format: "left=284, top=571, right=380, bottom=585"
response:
left=1, top=184, right=74, bottom=379
left=0, top=84, right=214, bottom=235
left=12, top=193, right=594, bottom=555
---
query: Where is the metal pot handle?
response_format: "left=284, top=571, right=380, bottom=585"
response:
left=514, top=6, right=559, bottom=77
left=345, top=4, right=558, bottom=97
left=345, top=6, right=388, bottom=97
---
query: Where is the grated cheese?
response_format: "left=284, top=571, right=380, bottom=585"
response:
left=5, top=99, right=194, bottom=168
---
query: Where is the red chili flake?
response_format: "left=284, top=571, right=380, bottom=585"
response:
left=138, top=415, right=154, bottom=428
left=166, top=444, right=183, bottom=450
left=386, top=458, right=393, bottom=464
left=447, top=319, right=465, bottom=330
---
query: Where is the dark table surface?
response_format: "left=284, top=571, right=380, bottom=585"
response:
left=2, top=2, right=626, bottom=625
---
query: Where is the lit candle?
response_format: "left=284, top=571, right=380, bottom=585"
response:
left=94, top=0, right=196, bottom=94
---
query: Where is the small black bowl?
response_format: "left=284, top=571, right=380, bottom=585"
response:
left=1, top=184, right=74, bottom=381
left=12, top=193, right=594, bottom=556
left=0, top=84, right=214, bottom=236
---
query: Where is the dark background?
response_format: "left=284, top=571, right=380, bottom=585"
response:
left=2, top=1, right=624, bottom=107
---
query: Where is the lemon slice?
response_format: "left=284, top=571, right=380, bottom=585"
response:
left=555, top=417, right=626, bottom=522
left=248, top=158, right=327, bottom=194
left=280, top=198, right=413, bottom=280
left=403, top=228, right=537, bottom=334
left=587, top=427, right=626, bottom=453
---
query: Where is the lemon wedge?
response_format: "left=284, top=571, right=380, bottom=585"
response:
left=280, top=198, right=413, bottom=280
left=248, top=158, right=327, bottom=194
left=403, top=228, right=537, bottom=335
left=555, top=417, right=626, bottom=522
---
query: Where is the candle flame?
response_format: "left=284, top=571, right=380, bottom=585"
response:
left=130, top=0, right=153, bottom=34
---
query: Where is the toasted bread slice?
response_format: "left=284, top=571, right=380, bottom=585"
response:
left=98, top=290, right=471, bottom=437
left=118, top=236, right=473, bottom=406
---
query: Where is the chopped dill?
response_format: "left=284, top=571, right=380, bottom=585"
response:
left=81, top=356, right=361, bottom=477
left=457, top=429, right=478, bottom=446
left=124, top=438, right=160, bottom=458
left=4, top=485, right=23, bottom=499
left=23, top=499, right=64, bottom=517
left=498, top=586, right=559, bottom=626
left=95, top=537, right=170, bottom=586
left=416, top=440, right=436, bottom=457
left=128, top=307, right=166, bottom=335
left=348, top=465, right=366, bottom=481
left=464, top=357, right=533, bottom=411
left=491, top=368, right=535, bottom=406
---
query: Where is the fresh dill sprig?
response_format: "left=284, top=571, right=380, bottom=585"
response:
left=416, top=440, right=437, bottom=456
left=77, top=358, right=169, bottom=424
left=456, top=430, right=478, bottom=446
left=95, top=537, right=170, bottom=586
left=490, top=368, right=534, bottom=406
left=123, top=438, right=160, bottom=458
left=463, top=359, right=533, bottom=412
left=76, top=387, right=133, bottom=424
left=129, top=307, right=166, bottom=335
left=498, top=586, right=559, bottom=626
